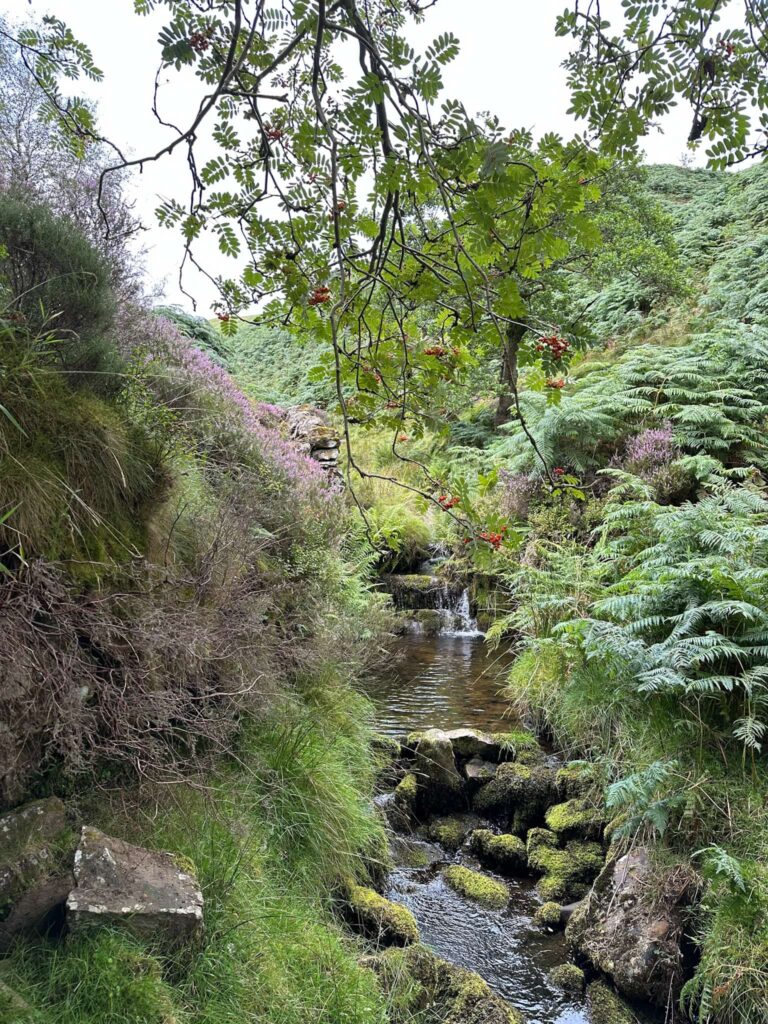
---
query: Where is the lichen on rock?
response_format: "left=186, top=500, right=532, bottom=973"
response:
left=442, top=865, right=509, bottom=909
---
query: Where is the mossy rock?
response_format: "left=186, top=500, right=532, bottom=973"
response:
left=406, top=730, right=464, bottom=814
left=367, top=943, right=524, bottom=1024
left=427, top=814, right=481, bottom=852
left=533, top=901, right=563, bottom=929
left=410, top=609, right=443, bottom=635
left=344, top=882, right=419, bottom=946
left=545, top=799, right=605, bottom=842
left=473, top=761, right=556, bottom=831
left=555, top=761, right=602, bottom=800
left=469, top=829, right=526, bottom=874
left=442, top=866, right=509, bottom=909
left=587, top=981, right=639, bottom=1024
left=549, top=963, right=585, bottom=994
left=529, top=837, right=604, bottom=903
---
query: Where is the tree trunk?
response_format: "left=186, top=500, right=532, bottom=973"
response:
left=494, top=321, right=526, bottom=427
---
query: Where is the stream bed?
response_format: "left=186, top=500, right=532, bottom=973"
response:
left=365, top=628, right=592, bottom=1024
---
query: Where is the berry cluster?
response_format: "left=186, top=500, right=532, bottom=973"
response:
left=216, top=312, right=231, bottom=323
left=536, top=334, right=570, bottom=360
left=424, top=345, right=447, bottom=357
left=478, top=529, right=505, bottom=550
left=189, top=30, right=211, bottom=52
left=398, top=433, right=409, bottom=442
left=717, top=39, right=735, bottom=57
left=308, top=286, right=331, bottom=307
left=265, top=124, right=283, bottom=141
left=545, top=377, right=566, bottom=390
left=553, top=466, right=565, bottom=477
left=438, top=495, right=460, bottom=509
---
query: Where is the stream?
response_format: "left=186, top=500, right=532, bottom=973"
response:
left=364, top=599, right=593, bottom=1024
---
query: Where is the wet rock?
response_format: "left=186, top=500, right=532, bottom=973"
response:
left=527, top=830, right=604, bottom=903
left=0, top=797, right=74, bottom=951
left=566, top=847, right=690, bottom=1008
left=586, top=981, right=640, bottom=1024
left=473, top=761, right=557, bottom=832
left=344, top=881, right=419, bottom=946
left=549, top=963, right=585, bottom=994
left=389, top=835, right=444, bottom=869
left=366, top=943, right=524, bottom=1023
left=445, top=728, right=505, bottom=761
left=469, top=829, right=526, bottom=875
left=426, top=813, right=482, bottom=852
left=66, top=827, right=203, bottom=944
left=545, top=799, right=605, bottom=842
left=407, top=729, right=464, bottom=813
left=463, top=756, right=498, bottom=789
left=442, top=865, right=509, bottom=909
left=387, top=772, right=419, bottom=829
left=533, top=900, right=563, bottom=930
left=410, top=608, right=443, bottom=635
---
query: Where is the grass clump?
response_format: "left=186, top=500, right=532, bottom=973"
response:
left=441, top=865, right=509, bottom=909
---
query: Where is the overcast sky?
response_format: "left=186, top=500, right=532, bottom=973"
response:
left=3, top=0, right=698, bottom=314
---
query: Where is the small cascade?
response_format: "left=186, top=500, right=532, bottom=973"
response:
left=436, top=586, right=482, bottom=636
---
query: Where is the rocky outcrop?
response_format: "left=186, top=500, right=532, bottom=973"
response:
left=566, top=847, right=690, bottom=1008
left=0, top=797, right=75, bottom=951
left=66, top=827, right=203, bottom=945
left=285, top=405, right=341, bottom=474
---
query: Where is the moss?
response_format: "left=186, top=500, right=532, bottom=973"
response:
left=442, top=866, right=509, bottom=909
left=533, top=901, right=563, bottom=929
left=526, top=828, right=559, bottom=863
left=469, top=829, right=526, bottom=874
left=345, top=882, right=419, bottom=946
left=393, top=772, right=418, bottom=811
left=427, top=815, right=479, bottom=852
left=529, top=838, right=604, bottom=903
left=372, top=735, right=402, bottom=762
left=555, top=761, right=601, bottom=799
left=545, top=798, right=605, bottom=841
left=473, top=761, right=557, bottom=831
left=587, top=981, right=639, bottom=1024
left=549, top=963, right=585, bottom=994
left=171, top=852, right=198, bottom=878
left=494, top=730, right=540, bottom=756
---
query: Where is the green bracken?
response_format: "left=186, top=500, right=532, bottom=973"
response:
left=442, top=865, right=510, bottom=909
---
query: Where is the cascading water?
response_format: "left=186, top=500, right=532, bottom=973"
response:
left=436, top=585, right=482, bottom=636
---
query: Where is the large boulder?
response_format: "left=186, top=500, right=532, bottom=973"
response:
left=66, top=827, right=203, bottom=945
left=445, top=728, right=505, bottom=761
left=473, top=761, right=557, bottom=832
left=407, top=730, right=464, bottom=813
left=566, top=847, right=690, bottom=1008
left=0, top=797, right=74, bottom=951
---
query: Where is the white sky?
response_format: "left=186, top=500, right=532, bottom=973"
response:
left=2, top=0, right=699, bottom=314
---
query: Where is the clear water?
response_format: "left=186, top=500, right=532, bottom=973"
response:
left=364, top=631, right=515, bottom=737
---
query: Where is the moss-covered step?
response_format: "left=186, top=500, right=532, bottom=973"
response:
left=469, top=829, right=526, bottom=874
left=344, top=882, right=419, bottom=946
left=441, top=865, right=509, bottom=909
left=587, top=981, right=640, bottom=1024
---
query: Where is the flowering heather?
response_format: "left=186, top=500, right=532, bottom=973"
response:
left=625, top=422, right=678, bottom=470
left=137, top=315, right=340, bottom=507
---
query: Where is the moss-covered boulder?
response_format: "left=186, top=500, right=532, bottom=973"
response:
left=533, top=901, right=563, bottom=929
left=473, top=761, right=557, bottom=832
left=549, top=963, right=585, bottom=994
left=555, top=761, right=602, bottom=800
left=469, top=829, right=526, bottom=874
left=545, top=799, right=605, bottom=842
left=442, top=865, right=509, bottom=909
left=373, top=734, right=407, bottom=792
left=567, top=847, right=689, bottom=1009
left=410, top=608, right=443, bottom=634
left=586, top=981, right=639, bottom=1024
left=463, top=756, right=498, bottom=790
left=427, top=814, right=482, bottom=852
left=406, top=729, right=465, bottom=813
left=386, top=772, right=418, bottom=829
left=345, top=882, right=419, bottom=946
left=528, top=833, right=604, bottom=903
left=367, top=943, right=524, bottom=1024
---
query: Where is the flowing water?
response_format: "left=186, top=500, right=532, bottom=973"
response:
left=366, top=599, right=593, bottom=1024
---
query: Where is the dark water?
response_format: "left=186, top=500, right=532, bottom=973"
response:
left=365, top=631, right=516, bottom=737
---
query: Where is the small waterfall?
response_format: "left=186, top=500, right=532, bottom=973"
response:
left=436, top=585, right=482, bottom=637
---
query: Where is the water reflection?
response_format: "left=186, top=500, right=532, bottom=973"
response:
left=365, top=631, right=515, bottom=736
